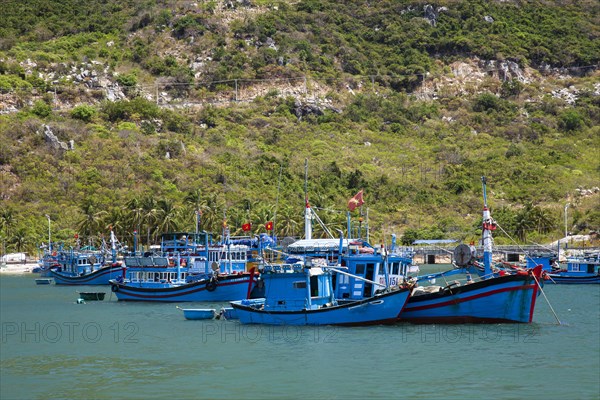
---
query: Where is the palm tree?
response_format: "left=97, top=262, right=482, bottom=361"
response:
left=274, top=204, right=300, bottom=238
left=492, top=205, right=516, bottom=235
left=0, top=207, right=15, bottom=242
left=141, top=196, right=158, bottom=245
left=532, top=207, right=555, bottom=235
left=183, top=189, right=204, bottom=233
left=76, top=200, right=107, bottom=242
left=125, top=197, right=144, bottom=238
left=184, top=189, right=203, bottom=212
left=104, top=206, right=126, bottom=242
left=10, top=227, right=29, bottom=253
left=250, top=203, right=275, bottom=236
left=155, top=199, right=181, bottom=235
left=198, top=193, right=225, bottom=234
left=226, top=207, right=248, bottom=237
left=513, top=203, right=536, bottom=242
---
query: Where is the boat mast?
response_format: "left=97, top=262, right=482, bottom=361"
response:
left=481, top=176, right=493, bottom=277
left=304, top=159, right=312, bottom=240
left=110, top=229, right=117, bottom=264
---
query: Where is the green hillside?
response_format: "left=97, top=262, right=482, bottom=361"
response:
left=0, top=0, right=599, bottom=254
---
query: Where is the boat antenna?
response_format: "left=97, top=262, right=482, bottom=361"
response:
left=272, top=164, right=283, bottom=239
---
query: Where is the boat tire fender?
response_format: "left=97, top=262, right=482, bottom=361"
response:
left=206, top=279, right=218, bottom=292
left=111, top=285, right=119, bottom=293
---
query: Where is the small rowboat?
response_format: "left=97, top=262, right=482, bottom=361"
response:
left=78, top=292, right=106, bottom=301
left=178, top=307, right=217, bottom=320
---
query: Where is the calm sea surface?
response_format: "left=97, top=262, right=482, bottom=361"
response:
left=1, top=266, right=599, bottom=400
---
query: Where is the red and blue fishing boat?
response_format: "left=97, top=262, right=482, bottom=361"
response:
left=399, top=177, right=544, bottom=324
left=109, top=231, right=257, bottom=302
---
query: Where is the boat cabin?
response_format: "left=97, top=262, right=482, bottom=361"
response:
left=565, top=253, right=600, bottom=275
left=259, top=263, right=335, bottom=311
left=525, top=253, right=557, bottom=272
left=285, top=238, right=414, bottom=300
left=55, top=251, right=105, bottom=276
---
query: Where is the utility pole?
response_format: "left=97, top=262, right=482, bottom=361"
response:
left=45, top=214, right=51, bottom=251
left=564, top=203, right=570, bottom=249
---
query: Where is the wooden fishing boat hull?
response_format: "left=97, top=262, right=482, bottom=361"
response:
left=400, top=270, right=542, bottom=324
left=50, top=265, right=123, bottom=285
left=231, top=287, right=411, bottom=326
left=109, top=273, right=255, bottom=302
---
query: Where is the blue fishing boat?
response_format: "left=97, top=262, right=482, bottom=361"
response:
left=49, top=231, right=123, bottom=285
left=523, top=252, right=600, bottom=284
left=399, top=177, right=545, bottom=324
left=109, top=231, right=257, bottom=302
left=230, top=260, right=412, bottom=326
left=36, top=244, right=63, bottom=276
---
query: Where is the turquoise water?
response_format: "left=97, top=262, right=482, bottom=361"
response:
left=1, top=268, right=599, bottom=400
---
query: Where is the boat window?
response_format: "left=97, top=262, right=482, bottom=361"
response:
left=392, top=262, right=400, bottom=275
left=293, top=281, right=307, bottom=289
left=355, top=264, right=365, bottom=275
left=571, top=264, right=579, bottom=272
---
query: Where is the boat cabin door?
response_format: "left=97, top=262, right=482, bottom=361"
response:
left=363, top=263, right=375, bottom=297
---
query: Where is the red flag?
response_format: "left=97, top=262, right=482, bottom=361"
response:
left=265, top=221, right=273, bottom=231
left=348, top=190, right=365, bottom=211
left=242, top=223, right=252, bottom=232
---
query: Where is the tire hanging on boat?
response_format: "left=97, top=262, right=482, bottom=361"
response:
left=206, top=278, right=218, bottom=292
left=111, top=284, right=119, bottom=292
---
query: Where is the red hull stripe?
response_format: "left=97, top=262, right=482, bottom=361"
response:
left=406, top=283, right=537, bottom=312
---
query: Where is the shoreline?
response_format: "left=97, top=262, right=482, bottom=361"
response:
left=0, top=263, right=38, bottom=275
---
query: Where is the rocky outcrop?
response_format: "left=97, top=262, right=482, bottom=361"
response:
left=40, top=124, right=68, bottom=152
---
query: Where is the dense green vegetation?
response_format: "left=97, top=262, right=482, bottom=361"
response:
left=0, top=0, right=599, bottom=255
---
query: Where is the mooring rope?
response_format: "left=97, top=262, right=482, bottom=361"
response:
left=496, top=222, right=562, bottom=325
